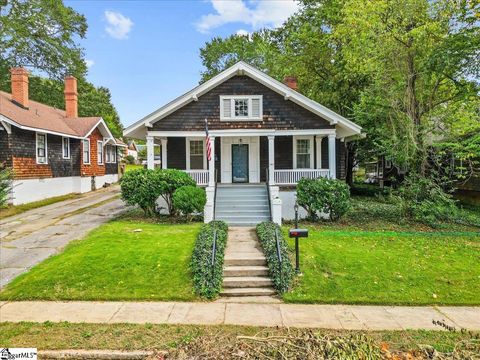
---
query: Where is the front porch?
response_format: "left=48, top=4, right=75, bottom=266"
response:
left=145, top=129, right=341, bottom=187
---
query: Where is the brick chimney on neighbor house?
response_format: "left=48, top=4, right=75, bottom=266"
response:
left=283, top=75, right=298, bottom=91
left=10, top=67, right=29, bottom=108
left=64, top=75, right=78, bottom=118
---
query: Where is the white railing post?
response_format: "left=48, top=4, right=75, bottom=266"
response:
left=146, top=135, right=154, bottom=170
left=161, top=138, right=168, bottom=169
left=328, top=134, right=336, bottom=179
left=208, top=136, right=215, bottom=187
left=268, top=135, right=275, bottom=185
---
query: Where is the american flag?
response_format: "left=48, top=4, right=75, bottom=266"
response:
left=205, top=118, right=211, bottom=162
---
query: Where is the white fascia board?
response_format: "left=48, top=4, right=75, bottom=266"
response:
left=147, top=128, right=336, bottom=138
left=0, top=114, right=84, bottom=139
left=83, top=118, right=114, bottom=142
left=125, top=61, right=362, bottom=138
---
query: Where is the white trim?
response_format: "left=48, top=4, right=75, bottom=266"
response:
left=35, top=132, right=48, bottom=164
left=62, top=137, right=70, bottom=159
left=293, top=135, right=314, bottom=169
left=83, top=118, right=114, bottom=141
left=147, top=128, right=336, bottom=138
left=97, top=140, right=104, bottom=165
left=82, top=138, right=91, bottom=165
left=124, top=61, right=361, bottom=139
left=185, top=137, right=207, bottom=170
left=0, top=114, right=84, bottom=139
left=0, top=120, right=11, bottom=134
left=219, top=95, right=263, bottom=121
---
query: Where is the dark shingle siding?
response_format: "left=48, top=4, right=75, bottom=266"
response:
left=151, top=76, right=334, bottom=131
left=167, top=137, right=186, bottom=170
left=0, top=125, right=12, bottom=167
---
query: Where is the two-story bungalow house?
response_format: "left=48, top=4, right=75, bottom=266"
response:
left=0, top=68, right=124, bottom=205
left=124, top=62, right=363, bottom=224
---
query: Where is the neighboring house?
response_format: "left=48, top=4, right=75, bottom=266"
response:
left=127, top=140, right=139, bottom=161
left=365, top=156, right=407, bottom=187
left=124, top=61, right=363, bottom=224
left=0, top=67, right=125, bottom=205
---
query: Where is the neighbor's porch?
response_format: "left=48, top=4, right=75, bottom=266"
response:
left=145, top=130, right=342, bottom=187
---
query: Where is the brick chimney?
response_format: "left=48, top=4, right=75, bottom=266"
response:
left=64, top=75, right=78, bottom=118
left=283, top=75, right=298, bottom=91
left=10, top=67, right=29, bottom=108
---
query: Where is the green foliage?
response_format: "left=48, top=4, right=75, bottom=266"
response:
left=120, top=169, right=162, bottom=217
left=0, top=165, right=12, bottom=208
left=191, top=221, right=228, bottom=299
left=256, top=222, right=294, bottom=294
left=124, top=155, right=135, bottom=165
left=398, top=174, right=458, bottom=226
left=173, top=186, right=207, bottom=221
left=120, top=169, right=196, bottom=217
left=297, top=178, right=351, bottom=221
left=0, top=0, right=88, bottom=82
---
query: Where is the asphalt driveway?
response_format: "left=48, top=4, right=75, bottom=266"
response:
left=0, top=185, right=127, bottom=288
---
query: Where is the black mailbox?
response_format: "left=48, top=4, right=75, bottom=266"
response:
left=289, top=228, right=308, bottom=238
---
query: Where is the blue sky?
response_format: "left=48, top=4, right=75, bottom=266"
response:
left=65, top=0, right=299, bottom=128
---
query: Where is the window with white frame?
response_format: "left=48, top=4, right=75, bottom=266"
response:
left=294, top=137, right=313, bottom=169
left=106, top=145, right=116, bottom=163
left=97, top=141, right=104, bottom=165
left=188, top=139, right=205, bottom=170
left=62, top=137, right=70, bottom=159
left=220, top=95, right=262, bottom=120
left=82, top=139, right=90, bottom=164
left=36, top=132, right=47, bottom=164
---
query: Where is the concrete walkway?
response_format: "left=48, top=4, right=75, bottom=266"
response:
left=1, top=301, right=479, bottom=330
left=0, top=186, right=127, bottom=287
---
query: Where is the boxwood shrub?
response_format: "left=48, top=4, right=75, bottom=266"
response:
left=256, top=221, right=294, bottom=294
left=191, top=221, right=228, bottom=299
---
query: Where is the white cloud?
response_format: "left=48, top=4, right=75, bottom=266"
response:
left=85, top=59, right=95, bottom=68
left=104, top=10, right=133, bottom=39
left=196, top=0, right=299, bottom=33
left=236, top=29, right=250, bottom=37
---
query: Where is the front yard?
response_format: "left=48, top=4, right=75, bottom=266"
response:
left=0, top=220, right=200, bottom=301
left=283, top=229, right=480, bottom=305
left=1, top=195, right=479, bottom=305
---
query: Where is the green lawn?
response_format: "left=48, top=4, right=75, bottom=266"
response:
left=125, top=164, right=144, bottom=172
left=283, top=228, right=480, bottom=305
left=0, top=221, right=201, bottom=301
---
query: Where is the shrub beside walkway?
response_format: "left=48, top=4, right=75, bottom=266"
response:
left=1, top=301, right=479, bottom=330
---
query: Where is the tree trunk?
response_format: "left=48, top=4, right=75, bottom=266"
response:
left=345, top=142, right=356, bottom=187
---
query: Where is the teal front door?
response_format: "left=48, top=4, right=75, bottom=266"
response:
left=232, top=144, right=249, bottom=183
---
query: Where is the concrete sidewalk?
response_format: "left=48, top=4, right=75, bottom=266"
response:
left=1, top=301, right=479, bottom=330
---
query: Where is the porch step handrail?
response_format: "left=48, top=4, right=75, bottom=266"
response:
left=274, top=169, right=330, bottom=185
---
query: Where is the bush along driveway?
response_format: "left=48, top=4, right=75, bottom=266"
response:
left=282, top=228, right=480, bottom=305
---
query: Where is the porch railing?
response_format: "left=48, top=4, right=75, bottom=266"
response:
left=185, top=170, right=209, bottom=186
left=273, top=169, right=330, bottom=185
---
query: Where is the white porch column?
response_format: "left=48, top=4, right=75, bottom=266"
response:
left=146, top=135, right=154, bottom=170
left=161, top=138, right=168, bottom=169
left=208, top=136, right=216, bottom=187
left=268, top=135, right=275, bottom=185
left=315, top=136, right=324, bottom=169
left=328, top=134, right=336, bottom=179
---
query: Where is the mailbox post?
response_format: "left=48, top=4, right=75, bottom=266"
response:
left=290, top=201, right=308, bottom=273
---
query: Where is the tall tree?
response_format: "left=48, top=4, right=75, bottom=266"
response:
left=0, top=0, right=87, bottom=86
left=336, top=0, right=480, bottom=176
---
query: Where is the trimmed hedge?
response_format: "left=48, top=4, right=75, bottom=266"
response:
left=191, top=221, right=228, bottom=299
left=256, top=222, right=294, bottom=294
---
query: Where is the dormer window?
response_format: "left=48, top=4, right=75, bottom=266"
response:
left=220, top=95, right=262, bottom=121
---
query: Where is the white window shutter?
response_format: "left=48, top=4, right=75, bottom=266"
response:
left=222, top=98, right=231, bottom=118
left=251, top=98, right=261, bottom=118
